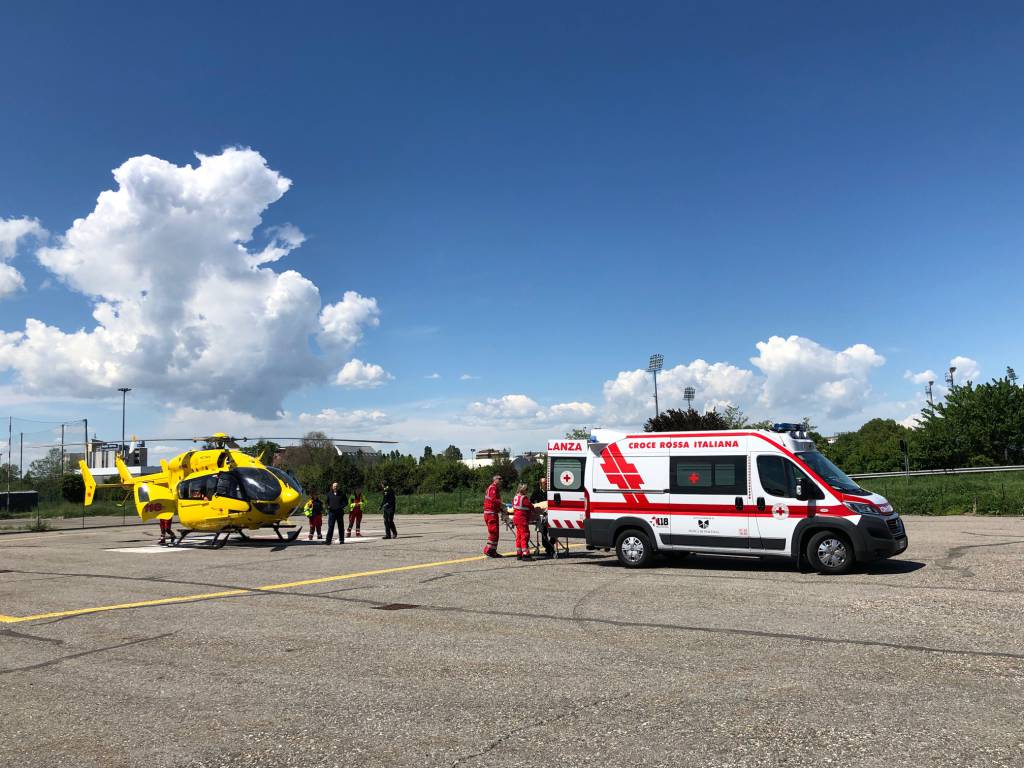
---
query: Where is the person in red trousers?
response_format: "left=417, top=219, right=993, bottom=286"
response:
left=306, top=491, right=324, bottom=541
left=158, top=517, right=176, bottom=546
left=512, top=483, right=534, bottom=561
left=483, top=474, right=503, bottom=558
left=347, top=491, right=363, bottom=537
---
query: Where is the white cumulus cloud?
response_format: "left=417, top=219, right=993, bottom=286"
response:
left=466, top=394, right=595, bottom=426
left=0, top=216, right=47, bottom=297
left=334, top=358, right=393, bottom=389
left=949, top=356, right=980, bottom=384
left=0, top=148, right=381, bottom=417
left=319, top=291, right=380, bottom=350
left=603, top=359, right=757, bottom=426
left=751, top=335, right=885, bottom=418
left=904, top=369, right=937, bottom=385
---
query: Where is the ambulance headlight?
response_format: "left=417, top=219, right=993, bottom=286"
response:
left=844, top=501, right=882, bottom=516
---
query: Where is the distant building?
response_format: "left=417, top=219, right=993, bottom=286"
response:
left=83, top=438, right=148, bottom=469
left=462, top=449, right=545, bottom=473
left=462, top=447, right=509, bottom=470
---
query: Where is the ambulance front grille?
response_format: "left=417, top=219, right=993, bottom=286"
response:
left=886, top=517, right=903, bottom=535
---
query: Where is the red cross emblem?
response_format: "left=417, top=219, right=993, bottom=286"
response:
left=688, top=472, right=700, bottom=485
left=562, top=473, right=572, bottom=484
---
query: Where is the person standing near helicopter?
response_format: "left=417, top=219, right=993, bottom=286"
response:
left=380, top=481, right=397, bottom=539
left=325, top=482, right=347, bottom=545
left=347, top=491, right=364, bottom=537
left=306, top=490, right=324, bottom=541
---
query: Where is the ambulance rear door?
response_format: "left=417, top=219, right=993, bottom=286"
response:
left=546, top=440, right=588, bottom=536
left=591, top=438, right=670, bottom=545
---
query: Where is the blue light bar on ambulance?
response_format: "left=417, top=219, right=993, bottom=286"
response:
left=772, top=423, right=805, bottom=433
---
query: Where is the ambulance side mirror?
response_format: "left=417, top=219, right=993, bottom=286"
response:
left=794, top=478, right=809, bottom=501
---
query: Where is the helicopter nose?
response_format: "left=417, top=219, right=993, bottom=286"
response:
left=280, top=486, right=299, bottom=506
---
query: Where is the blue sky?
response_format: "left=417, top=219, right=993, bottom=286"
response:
left=0, top=1, right=1021, bottom=460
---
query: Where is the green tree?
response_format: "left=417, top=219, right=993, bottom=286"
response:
left=419, top=458, right=474, bottom=492
left=721, top=404, right=748, bottom=428
left=644, top=408, right=729, bottom=432
left=476, top=457, right=518, bottom=489
left=421, top=446, right=434, bottom=463
left=442, top=445, right=463, bottom=461
left=62, top=473, right=86, bottom=503
left=916, top=376, right=1024, bottom=467
left=0, top=463, right=19, bottom=484
left=241, top=440, right=281, bottom=463
left=819, top=419, right=909, bottom=474
left=564, top=427, right=590, bottom=440
left=518, top=460, right=545, bottom=489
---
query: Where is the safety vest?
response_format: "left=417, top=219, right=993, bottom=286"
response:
left=513, top=493, right=531, bottom=512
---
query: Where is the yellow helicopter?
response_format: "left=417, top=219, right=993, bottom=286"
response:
left=77, top=433, right=392, bottom=548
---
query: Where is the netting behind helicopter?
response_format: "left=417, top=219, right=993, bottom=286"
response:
left=0, top=417, right=143, bottom=532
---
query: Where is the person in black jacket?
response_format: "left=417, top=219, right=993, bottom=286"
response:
left=530, top=476, right=554, bottom=556
left=380, top=482, right=397, bottom=539
left=325, top=482, right=347, bottom=545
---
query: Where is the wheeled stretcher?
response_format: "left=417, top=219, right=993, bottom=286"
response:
left=500, top=502, right=571, bottom=558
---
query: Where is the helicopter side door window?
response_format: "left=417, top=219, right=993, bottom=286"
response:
left=215, top=472, right=246, bottom=501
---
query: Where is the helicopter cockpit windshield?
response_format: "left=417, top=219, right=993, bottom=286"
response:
left=265, top=466, right=303, bottom=496
left=235, top=467, right=283, bottom=501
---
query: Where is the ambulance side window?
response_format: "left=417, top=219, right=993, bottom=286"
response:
left=756, top=456, right=825, bottom=500
left=670, top=456, right=746, bottom=494
left=551, top=458, right=585, bottom=491
left=757, top=456, right=790, bottom=497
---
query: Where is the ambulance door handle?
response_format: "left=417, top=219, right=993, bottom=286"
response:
left=553, top=493, right=561, bottom=504
left=734, top=497, right=743, bottom=511
left=756, top=497, right=766, bottom=511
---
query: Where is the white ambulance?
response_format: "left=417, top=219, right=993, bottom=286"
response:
left=545, top=425, right=907, bottom=575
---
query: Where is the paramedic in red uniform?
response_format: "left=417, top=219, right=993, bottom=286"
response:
left=483, top=474, right=503, bottom=557
left=512, top=483, right=534, bottom=561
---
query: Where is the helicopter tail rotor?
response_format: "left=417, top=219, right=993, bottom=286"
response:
left=79, top=461, right=97, bottom=506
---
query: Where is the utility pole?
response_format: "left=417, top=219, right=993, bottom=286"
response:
left=61, top=424, right=65, bottom=476
left=118, top=388, right=132, bottom=457
left=19, top=432, right=23, bottom=480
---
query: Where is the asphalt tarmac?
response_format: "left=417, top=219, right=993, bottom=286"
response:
left=1, top=514, right=1022, bottom=768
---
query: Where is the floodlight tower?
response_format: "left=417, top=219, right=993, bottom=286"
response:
left=118, top=387, right=132, bottom=457
left=926, top=380, right=935, bottom=406
left=648, top=354, right=664, bottom=419
left=945, top=366, right=957, bottom=389
left=683, top=386, right=696, bottom=411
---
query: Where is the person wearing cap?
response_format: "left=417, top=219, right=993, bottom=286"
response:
left=482, top=474, right=503, bottom=557
left=512, top=483, right=535, bottom=561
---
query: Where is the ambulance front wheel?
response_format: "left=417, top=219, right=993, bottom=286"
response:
left=806, top=530, right=854, bottom=575
left=616, top=530, right=654, bottom=569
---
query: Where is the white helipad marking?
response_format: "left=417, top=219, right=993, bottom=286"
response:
left=105, top=546, right=193, bottom=554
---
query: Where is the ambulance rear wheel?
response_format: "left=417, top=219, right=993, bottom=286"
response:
left=616, top=530, right=653, bottom=569
left=806, top=530, right=854, bottom=575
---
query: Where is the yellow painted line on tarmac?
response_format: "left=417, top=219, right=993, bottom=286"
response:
left=0, top=546, right=585, bottom=625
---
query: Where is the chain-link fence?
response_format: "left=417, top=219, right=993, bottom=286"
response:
left=0, top=416, right=151, bottom=533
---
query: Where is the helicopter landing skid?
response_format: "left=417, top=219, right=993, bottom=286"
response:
left=171, top=529, right=232, bottom=549
left=272, top=523, right=302, bottom=542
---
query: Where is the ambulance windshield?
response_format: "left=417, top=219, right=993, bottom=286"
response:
left=795, top=451, right=866, bottom=495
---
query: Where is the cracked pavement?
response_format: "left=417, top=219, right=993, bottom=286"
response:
left=1, top=514, right=1022, bottom=767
